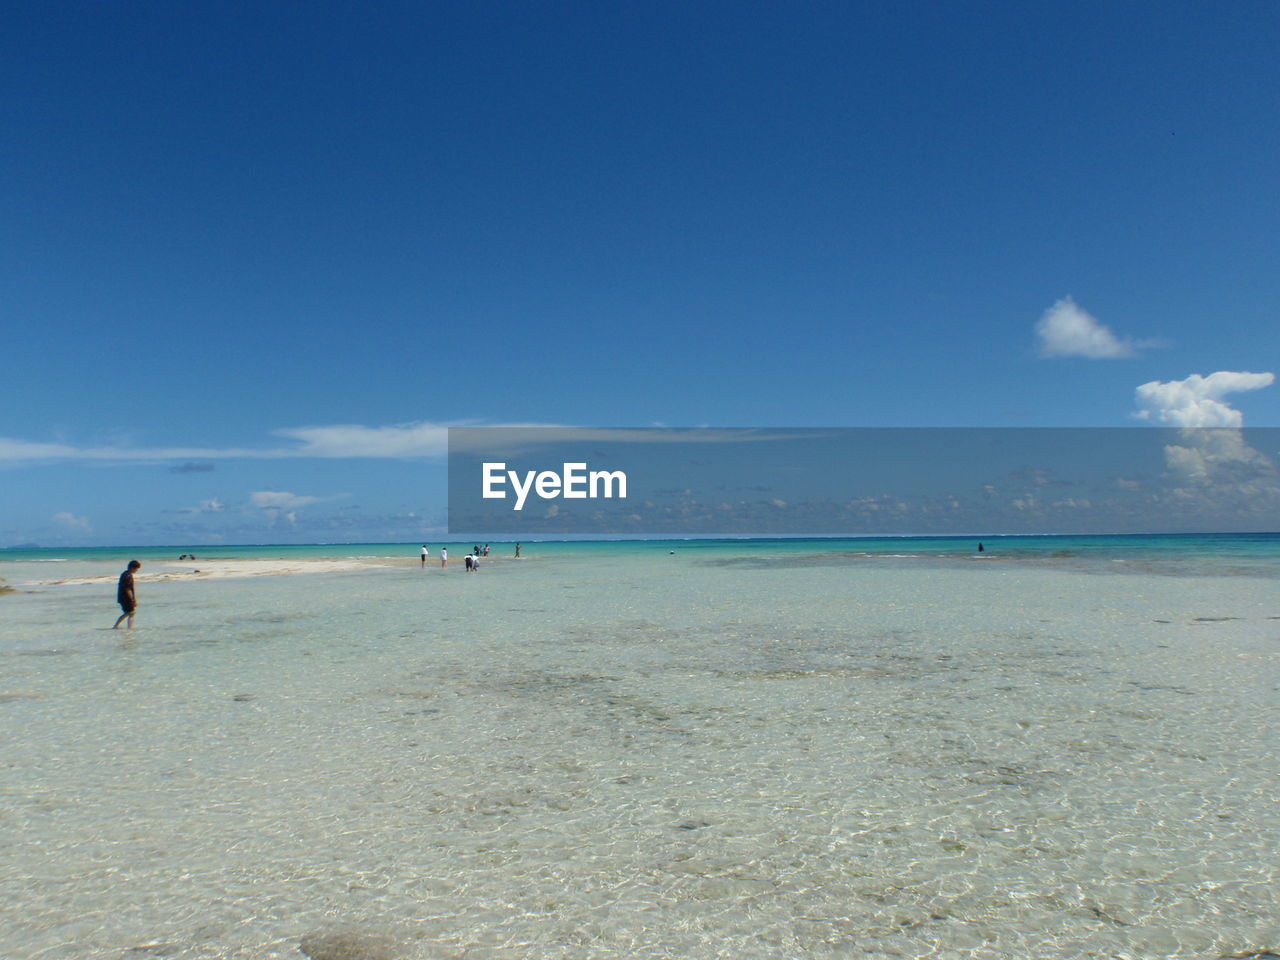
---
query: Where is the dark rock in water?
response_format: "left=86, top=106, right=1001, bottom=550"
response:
left=299, top=930, right=402, bottom=960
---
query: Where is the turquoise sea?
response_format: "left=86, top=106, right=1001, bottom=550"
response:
left=4, top=530, right=1280, bottom=575
left=2, top=534, right=1278, bottom=958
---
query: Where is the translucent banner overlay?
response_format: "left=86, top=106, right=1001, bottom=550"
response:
left=447, top=427, right=1280, bottom=535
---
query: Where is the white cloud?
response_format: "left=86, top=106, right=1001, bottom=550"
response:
left=3, top=439, right=82, bottom=460
left=180, top=498, right=224, bottom=515
left=0, top=422, right=809, bottom=465
left=250, top=491, right=323, bottom=511
left=249, top=490, right=339, bottom=525
left=0, top=422, right=462, bottom=464
left=0, top=438, right=263, bottom=463
left=52, top=511, right=91, bottom=531
left=1036, top=297, right=1155, bottom=359
left=1133, top=371, right=1275, bottom=427
left=1162, top=428, right=1274, bottom=483
left=272, top=422, right=451, bottom=458
left=1133, top=372, right=1280, bottom=509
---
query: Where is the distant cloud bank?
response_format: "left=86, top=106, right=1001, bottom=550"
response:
left=0, top=422, right=457, bottom=464
left=52, top=511, right=91, bottom=531
left=272, top=423, right=449, bottom=458
left=0, top=422, right=792, bottom=466
left=250, top=491, right=324, bottom=510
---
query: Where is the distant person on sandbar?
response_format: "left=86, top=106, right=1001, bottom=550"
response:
left=440, top=547, right=448, bottom=567
left=464, top=554, right=474, bottom=572
left=515, top=542, right=521, bottom=558
left=978, top=542, right=984, bottom=552
left=112, top=560, right=141, bottom=629
left=420, top=544, right=429, bottom=567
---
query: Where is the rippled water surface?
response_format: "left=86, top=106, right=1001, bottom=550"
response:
left=2, top=547, right=1278, bottom=958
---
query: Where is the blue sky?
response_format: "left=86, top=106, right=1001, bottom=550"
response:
left=2, top=1, right=1277, bottom=545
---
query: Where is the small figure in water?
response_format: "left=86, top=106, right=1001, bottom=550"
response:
left=112, top=560, right=141, bottom=629
left=977, top=542, right=984, bottom=552
left=420, top=544, right=429, bottom=567
left=515, top=542, right=521, bottom=558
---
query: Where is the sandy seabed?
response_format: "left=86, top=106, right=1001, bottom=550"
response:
left=39, top=557, right=402, bottom=586
left=3, top=548, right=1277, bottom=959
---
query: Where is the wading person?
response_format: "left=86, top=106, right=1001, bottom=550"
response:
left=112, top=560, right=141, bottom=629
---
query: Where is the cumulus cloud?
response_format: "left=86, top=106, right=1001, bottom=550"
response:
left=1162, top=429, right=1273, bottom=483
left=52, top=511, right=91, bottom=531
left=1133, top=371, right=1275, bottom=427
left=1132, top=371, right=1280, bottom=514
left=1036, top=297, right=1158, bottom=359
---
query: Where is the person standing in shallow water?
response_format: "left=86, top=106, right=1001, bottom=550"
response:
left=112, top=560, right=141, bottom=629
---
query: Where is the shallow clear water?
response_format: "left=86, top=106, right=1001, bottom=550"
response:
left=2, top=544, right=1278, bottom=958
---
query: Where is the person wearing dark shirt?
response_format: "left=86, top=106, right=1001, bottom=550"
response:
left=112, top=560, right=141, bottom=629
